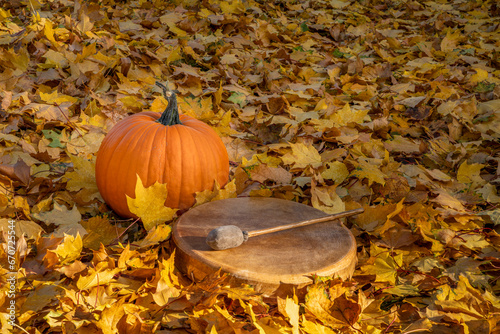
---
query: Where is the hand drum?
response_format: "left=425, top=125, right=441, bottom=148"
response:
left=172, top=197, right=357, bottom=297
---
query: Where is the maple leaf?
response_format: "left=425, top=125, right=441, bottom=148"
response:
left=248, top=164, right=292, bottom=184
left=81, top=216, right=120, bottom=250
left=457, top=161, right=485, bottom=189
left=350, top=158, right=386, bottom=186
left=32, top=202, right=87, bottom=237
left=304, top=283, right=345, bottom=328
left=281, top=142, right=322, bottom=169
left=278, top=297, right=300, bottom=334
left=242, top=152, right=282, bottom=168
left=2, top=0, right=500, bottom=331
left=476, top=184, right=500, bottom=204
left=64, top=154, right=102, bottom=202
left=194, top=179, right=237, bottom=206
left=384, top=284, right=420, bottom=297
left=95, top=300, right=126, bottom=334
left=330, top=103, right=369, bottom=126
left=48, top=233, right=83, bottom=266
left=361, top=245, right=403, bottom=285
left=126, top=175, right=178, bottom=231
left=301, top=319, right=337, bottom=334
left=76, top=266, right=122, bottom=291
left=152, top=252, right=181, bottom=306
left=321, top=161, right=349, bottom=184
left=311, top=183, right=345, bottom=214
left=20, top=285, right=61, bottom=314
left=136, top=224, right=172, bottom=248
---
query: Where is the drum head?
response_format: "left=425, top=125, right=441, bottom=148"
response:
left=172, top=197, right=357, bottom=296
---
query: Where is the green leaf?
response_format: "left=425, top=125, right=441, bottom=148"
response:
left=227, top=92, right=246, bottom=107
left=42, top=129, right=65, bottom=148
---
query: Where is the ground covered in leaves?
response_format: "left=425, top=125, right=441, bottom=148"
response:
left=1, top=0, right=500, bottom=333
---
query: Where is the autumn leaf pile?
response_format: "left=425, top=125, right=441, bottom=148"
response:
left=1, top=0, right=500, bottom=332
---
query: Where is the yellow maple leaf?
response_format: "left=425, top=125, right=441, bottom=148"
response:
left=321, top=161, right=349, bottom=184
left=65, top=155, right=100, bottom=201
left=150, top=95, right=168, bottom=113
left=43, top=20, right=58, bottom=47
left=220, top=0, right=245, bottom=15
left=457, top=161, right=485, bottom=189
left=311, top=184, right=345, bottom=214
left=477, top=183, right=500, bottom=204
left=126, top=175, right=178, bottom=231
left=32, top=202, right=87, bottom=237
left=330, top=103, right=369, bottom=126
left=440, top=29, right=461, bottom=53
left=283, top=297, right=300, bottom=334
left=469, top=68, right=489, bottom=84
left=242, top=152, right=282, bottom=168
left=136, top=225, right=172, bottom=248
left=49, top=233, right=83, bottom=265
left=281, top=142, right=322, bottom=169
left=153, top=252, right=181, bottom=306
left=361, top=245, right=403, bottom=284
left=179, top=95, right=213, bottom=120
left=194, top=179, right=237, bottom=206
left=304, top=284, right=344, bottom=327
left=350, top=159, right=386, bottom=186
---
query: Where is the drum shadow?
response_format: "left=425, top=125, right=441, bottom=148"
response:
left=181, top=235, right=212, bottom=251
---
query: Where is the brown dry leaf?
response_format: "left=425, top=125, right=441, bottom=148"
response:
left=249, top=164, right=292, bottom=184
left=81, top=216, right=119, bottom=250
left=0, top=159, right=30, bottom=184
left=20, top=284, right=61, bottom=314
left=350, top=158, right=387, bottom=186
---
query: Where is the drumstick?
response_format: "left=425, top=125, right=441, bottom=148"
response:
left=206, top=207, right=364, bottom=251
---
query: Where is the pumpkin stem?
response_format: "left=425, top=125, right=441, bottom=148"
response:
left=155, top=81, right=182, bottom=126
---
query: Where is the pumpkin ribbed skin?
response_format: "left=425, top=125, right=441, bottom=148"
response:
left=95, top=110, right=229, bottom=218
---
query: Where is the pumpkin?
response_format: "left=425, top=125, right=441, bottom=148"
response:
left=95, top=83, right=229, bottom=218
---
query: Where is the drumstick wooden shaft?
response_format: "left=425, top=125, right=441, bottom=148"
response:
left=247, top=207, right=364, bottom=238
left=206, top=207, right=364, bottom=250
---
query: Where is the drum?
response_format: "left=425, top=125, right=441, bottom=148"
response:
left=172, top=197, right=357, bottom=296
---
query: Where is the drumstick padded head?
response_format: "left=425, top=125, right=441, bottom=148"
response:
left=206, top=225, right=249, bottom=250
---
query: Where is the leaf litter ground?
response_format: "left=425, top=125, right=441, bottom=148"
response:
left=0, top=0, right=499, bottom=333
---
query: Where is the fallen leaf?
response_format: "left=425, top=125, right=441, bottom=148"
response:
left=48, top=233, right=83, bottom=265
left=32, top=202, right=86, bottom=237
left=126, top=175, right=178, bottom=231
left=194, top=179, right=237, bottom=206
left=136, top=224, right=172, bottom=248
left=281, top=142, right=322, bottom=169
left=81, top=216, right=120, bottom=250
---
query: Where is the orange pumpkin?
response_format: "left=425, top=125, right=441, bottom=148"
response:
left=95, top=84, right=229, bottom=218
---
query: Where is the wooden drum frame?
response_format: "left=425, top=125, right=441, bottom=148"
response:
left=172, top=197, right=357, bottom=296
